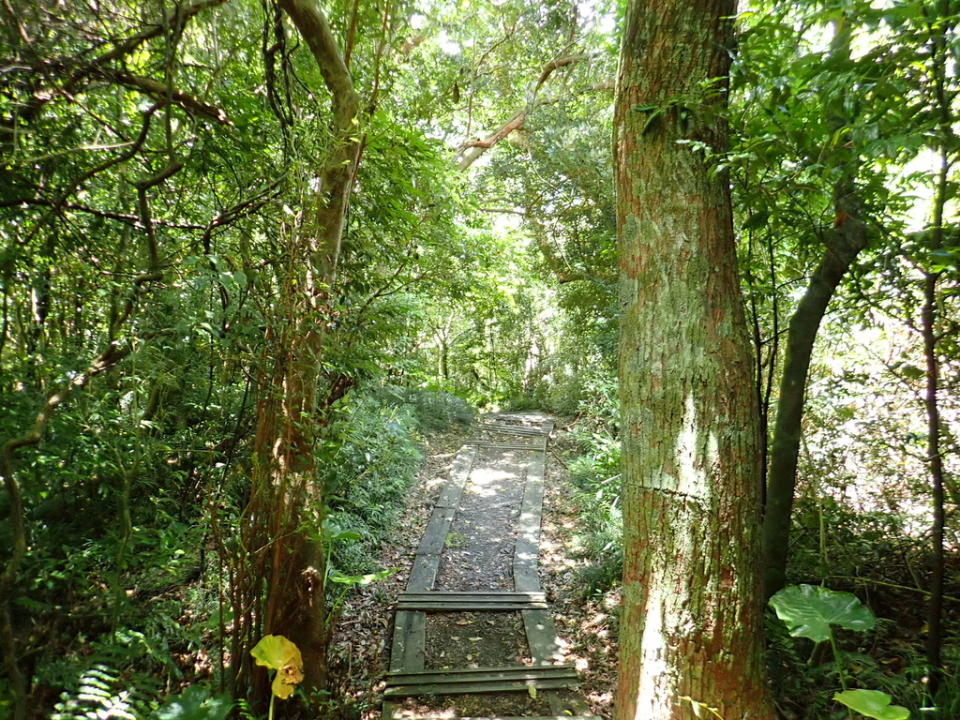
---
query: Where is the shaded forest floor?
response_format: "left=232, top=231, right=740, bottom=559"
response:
left=325, top=418, right=620, bottom=720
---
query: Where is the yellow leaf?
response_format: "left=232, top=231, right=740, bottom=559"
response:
left=251, top=635, right=302, bottom=672
left=528, top=685, right=537, bottom=700
left=272, top=665, right=303, bottom=700
left=251, top=635, right=304, bottom=700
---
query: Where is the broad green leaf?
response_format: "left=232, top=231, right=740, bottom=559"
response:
left=769, top=584, right=875, bottom=642
left=154, top=686, right=232, bottom=720
left=834, top=689, right=910, bottom=720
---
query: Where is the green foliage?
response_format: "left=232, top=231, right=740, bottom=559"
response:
left=320, top=386, right=475, bottom=579
left=153, top=687, right=232, bottom=720
left=769, top=586, right=920, bottom=720
left=560, top=371, right=623, bottom=595
left=834, top=689, right=910, bottom=720
left=770, top=584, right=876, bottom=643
left=51, top=665, right=230, bottom=720
left=373, top=385, right=476, bottom=433
left=51, top=665, right=154, bottom=720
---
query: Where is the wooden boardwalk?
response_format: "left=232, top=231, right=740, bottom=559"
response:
left=383, top=414, right=595, bottom=720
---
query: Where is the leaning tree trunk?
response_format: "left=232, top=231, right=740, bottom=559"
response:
left=760, top=221, right=867, bottom=596
left=760, top=19, right=869, bottom=598
left=613, top=2, right=773, bottom=718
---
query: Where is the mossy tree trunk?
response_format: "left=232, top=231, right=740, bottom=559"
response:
left=613, top=2, right=773, bottom=718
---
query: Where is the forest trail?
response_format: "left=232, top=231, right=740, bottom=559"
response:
left=383, top=413, right=597, bottom=720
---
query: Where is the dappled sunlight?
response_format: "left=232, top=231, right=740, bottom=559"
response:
left=670, top=392, right=717, bottom=500
left=464, top=466, right=517, bottom=498
left=425, top=475, right=447, bottom=491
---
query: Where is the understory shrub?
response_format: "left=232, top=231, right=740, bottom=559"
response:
left=564, top=373, right=623, bottom=596
left=323, top=385, right=474, bottom=575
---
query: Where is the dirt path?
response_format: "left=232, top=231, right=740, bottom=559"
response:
left=382, top=412, right=595, bottom=719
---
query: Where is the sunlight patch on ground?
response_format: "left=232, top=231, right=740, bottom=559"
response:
left=465, top=467, right=516, bottom=498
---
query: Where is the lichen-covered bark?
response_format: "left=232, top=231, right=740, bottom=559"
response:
left=613, top=2, right=773, bottom=718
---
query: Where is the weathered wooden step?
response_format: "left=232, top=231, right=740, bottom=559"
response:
left=480, top=425, right=548, bottom=436
left=472, top=442, right=542, bottom=451
left=393, top=716, right=600, bottom=720
left=397, top=591, right=548, bottom=611
left=383, top=664, right=578, bottom=697
left=481, top=421, right=548, bottom=431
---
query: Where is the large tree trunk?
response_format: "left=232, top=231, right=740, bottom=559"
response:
left=613, top=2, right=773, bottom=718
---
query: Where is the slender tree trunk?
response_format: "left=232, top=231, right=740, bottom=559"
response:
left=922, top=2, right=952, bottom=694
left=921, top=269, right=945, bottom=695
left=614, top=3, right=773, bottom=718
left=234, top=0, right=362, bottom=700
left=760, top=19, right=869, bottom=598
left=760, top=223, right=866, bottom=596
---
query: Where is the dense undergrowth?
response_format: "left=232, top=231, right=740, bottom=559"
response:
left=557, top=371, right=960, bottom=719
left=27, top=387, right=472, bottom=720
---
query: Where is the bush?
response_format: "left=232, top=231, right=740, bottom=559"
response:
left=565, top=382, right=623, bottom=596
left=323, top=385, right=475, bottom=576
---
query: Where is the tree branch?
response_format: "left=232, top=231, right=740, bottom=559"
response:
left=276, top=0, right=359, bottom=131
left=111, top=71, right=231, bottom=124
left=457, top=53, right=587, bottom=170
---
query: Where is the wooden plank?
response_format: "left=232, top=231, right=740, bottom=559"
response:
left=514, top=460, right=545, bottom=592
left=384, top=663, right=578, bottom=697
left=389, top=610, right=426, bottom=673
left=406, top=553, right=441, bottom=592
left=388, top=443, right=477, bottom=679
left=406, top=611, right=426, bottom=671
left=434, top=445, right=477, bottom=508
left=386, top=663, right=574, bottom=678
left=480, top=427, right=548, bottom=437
left=397, top=601, right=548, bottom=611
left=522, top=609, right=565, bottom=665
left=511, top=437, right=566, bottom=670
left=434, top=481, right=462, bottom=508
left=480, top=421, right=547, bottom=431
left=389, top=610, right=410, bottom=672
left=386, top=664, right=576, bottom=683
left=473, top=443, right=540, bottom=451
left=416, top=506, right=456, bottom=555
left=384, top=678, right=576, bottom=697
left=400, top=591, right=546, bottom=601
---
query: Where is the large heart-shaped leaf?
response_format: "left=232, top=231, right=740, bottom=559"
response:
left=251, top=635, right=300, bottom=671
left=769, top=584, right=875, bottom=642
left=834, top=689, right=910, bottom=720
